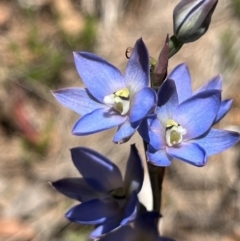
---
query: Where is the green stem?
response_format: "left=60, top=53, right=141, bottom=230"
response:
left=169, top=35, right=184, bottom=58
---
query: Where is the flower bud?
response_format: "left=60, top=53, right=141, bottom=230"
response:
left=173, top=0, right=218, bottom=43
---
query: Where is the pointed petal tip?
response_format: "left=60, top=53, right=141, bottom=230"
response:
left=130, top=143, right=136, bottom=149
left=171, top=62, right=189, bottom=72
left=136, top=37, right=144, bottom=44
left=51, top=89, right=61, bottom=96
left=73, top=51, right=83, bottom=60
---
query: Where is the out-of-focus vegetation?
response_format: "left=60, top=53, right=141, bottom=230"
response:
left=231, top=0, right=240, bottom=17
left=7, top=8, right=97, bottom=89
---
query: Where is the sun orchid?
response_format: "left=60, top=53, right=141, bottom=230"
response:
left=52, top=38, right=156, bottom=143
left=139, top=70, right=240, bottom=167
left=51, top=145, right=144, bottom=238
left=168, top=63, right=233, bottom=124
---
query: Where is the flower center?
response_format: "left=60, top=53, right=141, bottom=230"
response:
left=165, top=119, right=187, bottom=146
left=103, top=88, right=130, bottom=115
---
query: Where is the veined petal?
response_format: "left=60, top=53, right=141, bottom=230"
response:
left=193, top=128, right=240, bottom=156
left=147, top=145, right=172, bottom=167
left=137, top=116, right=151, bottom=143
left=124, top=145, right=144, bottom=195
left=73, top=52, right=126, bottom=102
left=129, top=87, right=157, bottom=123
left=125, top=38, right=150, bottom=92
left=156, top=79, right=178, bottom=126
left=71, top=147, right=123, bottom=193
left=166, top=142, right=207, bottom=167
left=138, top=115, right=166, bottom=150
left=52, top=88, right=105, bottom=116
left=173, top=90, right=221, bottom=140
left=113, top=119, right=140, bottom=144
left=51, top=178, right=100, bottom=202
left=72, top=108, right=126, bottom=135
left=149, top=118, right=166, bottom=150
left=194, top=75, right=223, bottom=94
left=66, top=199, right=120, bottom=225
left=168, top=63, right=192, bottom=103
left=214, top=99, right=233, bottom=124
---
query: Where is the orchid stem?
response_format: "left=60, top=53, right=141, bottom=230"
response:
left=148, top=163, right=165, bottom=212
left=169, top=35, right=183, bottom=58
left=144, top=141, right=165, bottom=213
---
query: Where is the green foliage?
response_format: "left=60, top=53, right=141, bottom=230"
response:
left=61, top=16, right=97, bottom=52
left=64, top=226, right=93, bottom=241
left=231, top=0, right=240, bottom=18
left=7, top=9, right=97, bottom=89
left=220, top=29, right=238, bottom=70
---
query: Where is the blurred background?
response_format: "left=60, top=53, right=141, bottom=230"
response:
left=0, top=0, right=240, bottom=240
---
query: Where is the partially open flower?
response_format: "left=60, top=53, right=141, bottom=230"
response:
left=173, top=0, right=218, bottom=43
left=51, top=145, right=143, bottom=239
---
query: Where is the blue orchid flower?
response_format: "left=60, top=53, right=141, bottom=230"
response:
left=52, top=38, right=156, bottom=143
left=51, top=144, right=143, bottom=238
left=99, top=212, right=176, bottom=241
left=168, top=63, right=233, bottom=124
left=139, top=77, right=240, bottom=167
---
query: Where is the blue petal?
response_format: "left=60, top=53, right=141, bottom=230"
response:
left=156, top=78, right=178, bottom=126
left=173, top=90, right=221, bottom=140
left=138, top=115, right=166, bottom=150
left=66, top=199, right=120, bottom=225
left=72, top=108, right=126, bottom=135
left=168, top=63, right=192, bottom=103
left=51, top=178, right=100, bottom=202
left=147, top=145, right=172, bottom=167
left=52, top=88, right=105, bottom=116
left=193, top=128, right=240, bottom=156
left=149, top=117, right=166, bottom=150
left=91, top=216, right=122, bottom=238
left=138, top=116, right=152, bottom=143
left=121, top=192, right=138, bottom=225
left=65, top=199, right=119, bottom=224
left=129, top=87, right=157, bottom=123
left=166, top=143, right=207, bottom=167
left=94, top=225, right=133, bottom=241
left=214, top=99, right=233, bottom=124
left=73, top=52, right=126, bottom=102
left=123, top=144, right=144, bottom=195
left=113, top=119, right=141, bottom=144
left=125, top=38, right=150, bottom=92
left=71, top=147, right=123, bottom=192
left=194, top=75, right=223, bottom=94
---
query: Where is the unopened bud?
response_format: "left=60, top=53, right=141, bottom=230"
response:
left=173, top=0, right=218, bottom=43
